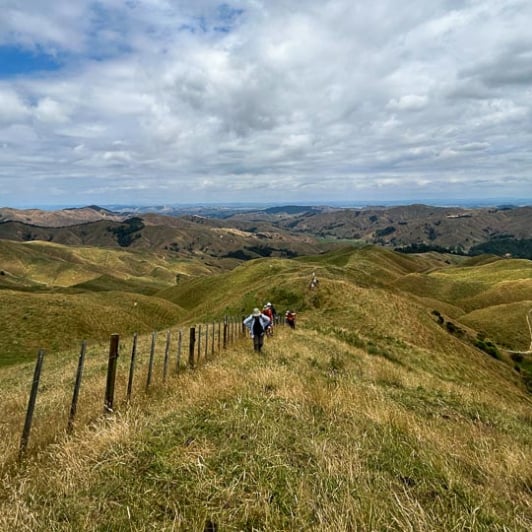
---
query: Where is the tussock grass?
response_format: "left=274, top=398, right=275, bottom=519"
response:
left=1, top=324, right=530, bottom=530
left=1, top=244, right=531, bottom=530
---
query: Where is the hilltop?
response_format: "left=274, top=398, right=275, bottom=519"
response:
left=0, top=205, right=126, bottom=227
left=0, top=208, right=325, bottom=263
left=1, top=203, right=532, bottom=259
left=0, top=243, right=531, bottom=529
left=227, top=203, right=532, bottom=257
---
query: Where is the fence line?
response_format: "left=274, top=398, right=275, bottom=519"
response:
left=104, top=334, right=120, bottom=414
left=12, top=314, right=284, bottom=461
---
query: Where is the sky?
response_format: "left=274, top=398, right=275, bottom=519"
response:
left=0, top=0, right=531, bottom=208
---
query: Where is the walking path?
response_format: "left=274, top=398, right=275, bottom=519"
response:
left=509, top=308, right=532, bottom=355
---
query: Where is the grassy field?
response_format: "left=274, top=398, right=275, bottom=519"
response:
left=0, top=243, right=531, bottom=530
left=0, top=241, right=216, bottom=365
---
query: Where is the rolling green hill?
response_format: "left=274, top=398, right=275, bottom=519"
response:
left=395, top=257, right=532, bottom=349
left=0, top=243, right=530, bottom=530
left=0, top=240, right=212, bottom=364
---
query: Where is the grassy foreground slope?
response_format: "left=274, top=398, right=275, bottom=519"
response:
left=0, top=246, right=531, bottom=530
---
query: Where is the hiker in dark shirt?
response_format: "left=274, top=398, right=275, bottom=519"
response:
left=267, top=302, right=277, bottom=322
left=243, top=307, right=271, bottom=353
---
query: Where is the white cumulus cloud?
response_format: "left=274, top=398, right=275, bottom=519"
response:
left=0, top=0, right=530, bottom=206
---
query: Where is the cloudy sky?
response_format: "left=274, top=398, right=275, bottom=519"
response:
left=0, top=0, right=531, bottom=207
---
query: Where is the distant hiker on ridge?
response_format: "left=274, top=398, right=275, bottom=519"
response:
left=243, top=307, right=271, bottom=353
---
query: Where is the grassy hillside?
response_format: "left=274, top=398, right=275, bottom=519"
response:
left=230, top=204, right=532, bottom=256
left=0, top=245, right=531, bottom=530
left=0, top=240, right=212, bottom=365
left=0, top=290, right=186, bottom=366
left=395, top=258, right=532, bottom=350
left=0, top=211, right=324, bottom=262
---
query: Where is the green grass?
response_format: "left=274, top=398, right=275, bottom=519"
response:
left=1, top=243, right=531, bottom=530
left=1, top=325, right=530, bottom=530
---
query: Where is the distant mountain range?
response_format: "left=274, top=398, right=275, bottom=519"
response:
left=1, top=203, right=531, bottom=259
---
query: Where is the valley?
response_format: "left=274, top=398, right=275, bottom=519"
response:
left=0, top=205, right=531, bottom=530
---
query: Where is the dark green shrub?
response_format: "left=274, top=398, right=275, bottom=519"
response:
left=474, top=339, right=501, bottom=360
left=446, top=321, right=459, bottom=334
left=432, top=310, right=444, bottom=324
left=511, top=353, right=524, bottom=364
left=108, top=217, right=145, bottom=247
left=469, top=237, right=532, bottom=259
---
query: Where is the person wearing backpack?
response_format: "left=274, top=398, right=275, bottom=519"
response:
left=243, top=307, right=271, bottom=353
left=267, top=302, right=277, bottom=322
left=262, top=304, right=274, bottom=336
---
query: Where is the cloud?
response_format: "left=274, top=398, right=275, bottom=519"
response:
left=0, top=0, right=531, bottom=206
left=0, top=87, right=30, bottom=123
left=387, top=95, right=428, bottom=111
left=34, top=97, right=70, bottom=123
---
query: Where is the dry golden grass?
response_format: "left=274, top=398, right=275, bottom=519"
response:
left=1, top=322, right=530, bottom=530
left=1, top=245, right=531, bottom=530
left=461, top=301, right=532, bottom=350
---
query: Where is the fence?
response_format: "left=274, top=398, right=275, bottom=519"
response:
left=14, top=316, right=247, bottom=461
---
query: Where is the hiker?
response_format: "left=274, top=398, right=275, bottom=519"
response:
left=285, top=310, right=296, bottom=329
left=243, top=307, right=271, bottom=353
left=262, top=303, right=274, bottom=336
left=267, top=301, right=277, bottom=323
left=309, top=272, right=319, bottom=290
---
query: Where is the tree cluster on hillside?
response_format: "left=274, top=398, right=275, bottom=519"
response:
left=396, top=237, right=532, bottom=260
left=107, top=217, right=144, bottom=247
left=395, top=243, right=466, bottom=255
left=469, top=238, right=532, bottom=259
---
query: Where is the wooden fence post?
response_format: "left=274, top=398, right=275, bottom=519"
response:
left=126, top=333, right=138, bottom=402
left=223, top=317, right=228, bottom=349
left=189, top=327, right=196, bottom=369
left=211, top=321, right=215, bottom=358
left=197, top=325, right=202, bottom=364
left=218, top=321, right=221, bottom=352
left=176, top=329, right=182, bottom=372
left=104, top=334, right=120, bottom=413
left=19, top=349, right=45, bottom=459
left=204, top=323, right=209, bottom=359
left=146, top=332, right=156, bottom=390
left=67, top=341, right=87, bottom=433
left=163, top=330, right=171, bottom=382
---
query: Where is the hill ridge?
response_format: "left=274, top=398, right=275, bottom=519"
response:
left=1, top=243, right=531, bottom=529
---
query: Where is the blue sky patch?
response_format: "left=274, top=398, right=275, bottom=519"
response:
left=179, top=5, right=244, bottom=35
left=217, top=4, right=244, bottom=24
left=0, top=46, right=62, bottom=78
